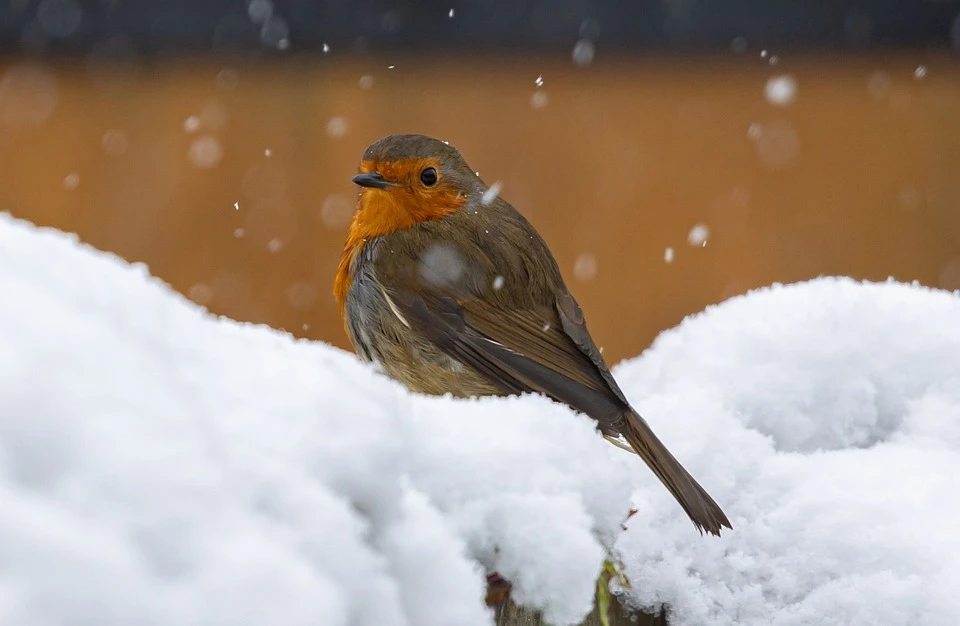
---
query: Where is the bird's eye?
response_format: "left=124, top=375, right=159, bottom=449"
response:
left=419, top=167, right=438, bottom=187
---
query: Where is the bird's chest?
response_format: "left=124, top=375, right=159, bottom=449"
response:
left=343, top=247, right=498, bottom=398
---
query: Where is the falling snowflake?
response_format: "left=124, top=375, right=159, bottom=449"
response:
left=764, top=75, right=797, bottom=107
left=573, top=253, right=597, bottom=281
left=572, top=40, right=595, bottom=67
left=481, top=181, right=503, bottom=206
left=687, top=224, right=710, bottom=247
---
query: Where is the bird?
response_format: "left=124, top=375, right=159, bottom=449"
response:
left=334, top=134, right=731, bottom=536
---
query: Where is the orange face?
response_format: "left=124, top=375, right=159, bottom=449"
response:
left=354, top=157, right=468, bottom=227
left=333, top=156, right=468, bottom=314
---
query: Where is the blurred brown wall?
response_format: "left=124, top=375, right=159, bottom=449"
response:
left=2, top=53, right=959, bottom=365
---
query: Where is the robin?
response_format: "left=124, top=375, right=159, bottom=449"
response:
left=334, top=134, right=731, bottom=536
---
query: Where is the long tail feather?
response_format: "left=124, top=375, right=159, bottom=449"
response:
left=620, top=409, right=732, bottom=536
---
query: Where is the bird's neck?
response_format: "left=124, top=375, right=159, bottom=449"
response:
left=333, top=191, right=465, bottom=317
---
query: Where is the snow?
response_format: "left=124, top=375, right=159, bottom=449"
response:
left=614, top=278, right=960, bottom=626
left=764, top=74, right=797, bottom=107
left=686, top=223, right=710, bottom=247
left=481, top=181, right=503, bottom=206
left=2, top=212, right=959, bottom=626
left=0, top=213, right=632, bottom=626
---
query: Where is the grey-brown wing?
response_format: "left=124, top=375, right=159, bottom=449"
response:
left=554, top=291, right=631, bottom=406
left=385, top=285, right=629, bottom=435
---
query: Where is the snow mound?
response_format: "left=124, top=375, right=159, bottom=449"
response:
left=3, top=211, right=958, bottom=626
left=613, top=278, right=960, bottom=626
left=0, top=213, right=635, bottom=626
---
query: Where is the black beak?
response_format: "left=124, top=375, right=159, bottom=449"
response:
left=352, top=172, right=396, bottom=190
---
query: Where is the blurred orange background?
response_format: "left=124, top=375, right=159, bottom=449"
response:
left=2, top=53, right=958, bottom=364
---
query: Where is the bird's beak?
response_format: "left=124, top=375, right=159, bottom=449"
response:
left=352, top=172, right=397, bottom=190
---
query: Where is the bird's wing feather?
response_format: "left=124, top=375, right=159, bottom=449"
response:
left=386, top=286, right=628, bottom=433
left=552, top=291, right=631, bottom=406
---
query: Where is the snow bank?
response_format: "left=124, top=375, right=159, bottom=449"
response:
left=613, top=278, right=960, bottom=626
left=0, top=213, right=635, bottom=626
left=3, top=211, right=958, bottom=626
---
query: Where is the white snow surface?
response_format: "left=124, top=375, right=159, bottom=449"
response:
left=0, top=214, right=632, bottom=626
left=614, top=277, right=960, bottom=626
left=2, top=212, right=959, bottom=625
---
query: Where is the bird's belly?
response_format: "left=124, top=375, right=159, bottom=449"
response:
left=377, top=336, right=502, bottom=398
left=346, top=283, right=501, bottom=398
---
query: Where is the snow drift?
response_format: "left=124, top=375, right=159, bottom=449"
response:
left=1, top=212, right=958, bottom=626
left=614, top=278, right=960, bottom=626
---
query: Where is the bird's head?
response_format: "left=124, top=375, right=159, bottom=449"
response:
left=334, top=134, right=482, bottom=311
left=349, top=134, right=479, bottom=235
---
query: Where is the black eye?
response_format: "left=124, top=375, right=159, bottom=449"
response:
left=420, top=167, right=438, bottom=187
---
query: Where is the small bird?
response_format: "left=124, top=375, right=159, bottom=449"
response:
left=334, top=134, right=731, bottom=536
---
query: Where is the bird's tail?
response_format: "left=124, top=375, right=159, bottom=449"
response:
left=620, top=408, right=732, bottom=536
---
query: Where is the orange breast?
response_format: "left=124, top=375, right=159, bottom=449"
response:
left=333, top=158, right=467, bottom=322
